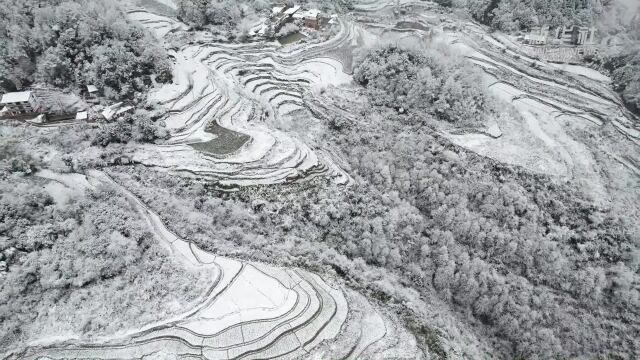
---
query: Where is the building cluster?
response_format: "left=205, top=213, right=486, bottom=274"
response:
left=261, top=3, right=324, bottom=36
left=0, top=85, right=132, bottom=123
left=523, top=25, right=596, bottom=46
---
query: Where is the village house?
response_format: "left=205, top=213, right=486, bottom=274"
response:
left=83, top=84, right=99, bottom=104
left=267, top=4, right=323, bottom=34
left=268, top=4, right=301, bottom=33
left=0, top=91, right=42, bottom=116
left=101, top=102, right=134, bottom=121
left=298, top=9, right=321, bottom=30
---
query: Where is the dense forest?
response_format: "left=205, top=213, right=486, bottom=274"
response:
left=0, top=0, right=171, bottom=100
left=354, top=43, right=510, bottom=126
left=92, top=111, right=170, bottom=146
left=0, top=132, right=208, bottom=349
left=175, top=0, right=269, bottom=33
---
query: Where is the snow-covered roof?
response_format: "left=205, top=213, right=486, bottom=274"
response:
left=86, top=85, right=98, bottom=93
left=272, top=6, right=285, bottom=14
left=304, top=9, right=320, bottom=19
left=116, top=106, right=134, bottom=115
left=1, top=91, right=32, bottom=104
left=75, top=111, right=88, bottom=120
left=284, top=5, right=300, bottom=16
left=293, top=9, right=321, bottom=20
left=101, top=102, right=123, bottom=120
left=102, top=103, right=134, bottom=120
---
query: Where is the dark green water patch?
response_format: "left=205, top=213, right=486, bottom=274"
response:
left=189, top=122, right=250, bottom=157
left=278, top=32, right=305, bottom=45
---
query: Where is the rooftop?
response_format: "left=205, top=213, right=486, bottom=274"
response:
left=101, top=102, right=124, bottom=120
left=75, top=111, right=88, bottom=120
left=293, top=9, right=321, bottom=20
left=1, top=91, right=32, bottom=104
left=301, top=9, right=320, bottom=19
left=284, top=5, right=300, bottom=16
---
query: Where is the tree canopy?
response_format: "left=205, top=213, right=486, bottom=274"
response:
left=454, top=0, right=608, bottom=30
left=0, top=0, right=171, bottom=100
left=354, top=43, right=503, bottom=126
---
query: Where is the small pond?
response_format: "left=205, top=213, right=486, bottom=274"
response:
left=278, top=32, right=305, bottom=45
left=189, top=122, right=250, bottom=157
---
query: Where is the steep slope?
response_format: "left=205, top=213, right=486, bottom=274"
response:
left=3, top=170, right=423, bottom=360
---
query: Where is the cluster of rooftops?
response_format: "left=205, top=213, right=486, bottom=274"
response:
left=0, top=86, right=133, bottom=122
left=266, top=4, right=330, bottom=32
left=272, top=5, right=321, bottom=21
left=0, top=6, right=338, bottom=121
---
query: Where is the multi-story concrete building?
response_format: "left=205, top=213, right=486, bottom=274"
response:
left=0, top=91, right=42, bottom=116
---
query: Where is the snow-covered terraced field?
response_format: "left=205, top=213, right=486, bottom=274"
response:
left=128, top=9, right=186, bottom=38
left=27, top=3, right=633, bottom=358
left=350, top=3, right=639, bottom=204
left=127, top=10, right=354, bottom=187
left=7, top=1, right=639, bottom=359
left=3, top=170, right=421, bottom=360
left=440, top=27, right=640, bottom=201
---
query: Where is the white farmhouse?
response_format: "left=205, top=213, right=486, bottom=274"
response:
left=0, top=91, right=42, bottom=116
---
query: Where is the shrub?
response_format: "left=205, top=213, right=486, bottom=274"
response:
left=93, top=112, right=169, bottom=146
left=276, top=23, right=300, bottom=38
